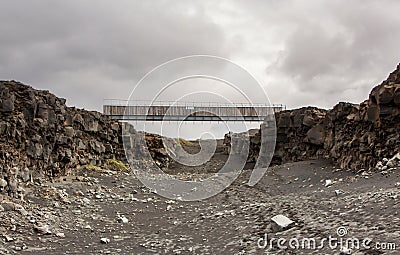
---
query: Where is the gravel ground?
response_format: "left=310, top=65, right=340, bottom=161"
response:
left=0, top=159, right=399, bottom=255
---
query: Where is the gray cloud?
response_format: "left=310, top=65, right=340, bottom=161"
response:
left=200, top=0, right=400, bottom=108
left=0, top=0, right=229, bottom=110
left=262, top=0, right=400, bottom=107
left=1, top=0, right=400, bottom=137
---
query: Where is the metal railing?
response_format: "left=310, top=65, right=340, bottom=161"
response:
left=103, top=100, right=286, bottom=122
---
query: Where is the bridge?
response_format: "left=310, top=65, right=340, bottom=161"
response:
left=103, top=100, right=286, bottom=122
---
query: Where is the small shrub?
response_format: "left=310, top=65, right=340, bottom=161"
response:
left=107, top=159, right=129, bottom=171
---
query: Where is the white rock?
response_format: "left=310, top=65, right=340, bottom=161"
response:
left=166, top=205, right=173, bottom=211
left=34, top=224, right=52, bottom=235
left=271, top=215, right=294, bottom=231
left=390, top=152, right=400, bottom=162
left=56, top=233, right=65, bottom=238
left=334, top=190, right=343, bottom=196
left=117, top=216, right=129, bottom=224
left=4, top=235, right=14, bottom=242
left=325, top=180, right=333, bottom=187
left=386, top=153, right=400, bottom=168
left=387, top=160, right=394, bottom=168
left=82, top=198, right=91, bottom=204
left=382, top=158, right=389, bottom=164
left=100, top=237, right=110, bottom=244
left=0, top=179, right=7, bottom=189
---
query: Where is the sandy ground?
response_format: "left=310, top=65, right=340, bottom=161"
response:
left=1, top=144, right=400, bottom=254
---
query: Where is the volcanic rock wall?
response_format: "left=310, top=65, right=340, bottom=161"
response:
left=0, top=81, right=124, bottom=179
left=329, top=64, right=400, bottom=169
left=273, top=107, right=327, bottom=164
left=0, top=81, right=168, bottom=196
left=227, top=64, right=400, bottom=170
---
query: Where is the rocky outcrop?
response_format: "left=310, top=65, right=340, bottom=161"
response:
left=227, top=64, right=400, bottom=170
left=224, top=107, right=328, bottom=165
left=0, top=81, right=168, bottom=197
left=0, top=81, right=123, bottom=181
left=322, top=65, right=400, bottom=169
left=273, top=107, right=327, bottom=164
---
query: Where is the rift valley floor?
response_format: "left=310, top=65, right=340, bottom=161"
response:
left=0, top=143, right=400, bottom=255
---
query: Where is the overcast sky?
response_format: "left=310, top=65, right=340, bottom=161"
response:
left=1, top=0, right=400, bottom=138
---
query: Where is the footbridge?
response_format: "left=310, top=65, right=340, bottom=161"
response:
left=103, top=100, right=286, bottom=122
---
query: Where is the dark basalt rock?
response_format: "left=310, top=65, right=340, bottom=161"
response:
left=0, top=80, right=169, bottom=197
left=226, top=64, right=400, bottom=170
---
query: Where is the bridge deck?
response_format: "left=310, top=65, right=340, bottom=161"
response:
left=103, top=100, right=285, bottom=122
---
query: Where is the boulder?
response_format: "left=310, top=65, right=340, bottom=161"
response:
left=377, top=86, right=394, bottom=104
left=271, top=215, right=294, bottom=232
left=1, top=96, right=15, bottom=113
left=306, top=124, right=325, bottom=145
